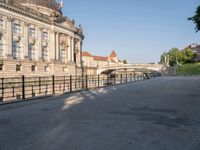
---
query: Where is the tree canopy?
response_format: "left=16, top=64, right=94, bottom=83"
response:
left=160, top=48, right=197, bottom=66
left=188, top=6, right=200, bottom=32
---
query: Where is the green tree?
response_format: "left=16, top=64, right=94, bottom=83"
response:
left=123, top=60, right=128, bottom=64
left=181, top=48, right=197, bottom=63
left=159, top=53, right=165, bottom=64
left=188, top=6, right=200, bottom=32
left=168, top=48, right=180, bottom=66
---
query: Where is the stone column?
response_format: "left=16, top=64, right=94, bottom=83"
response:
left=79, top=41, right=83, bottom=64
left=38, top=27, right=43, bottom=60
left=67, top=36, right=71, bottom=62
left=71, top=37, right=74, bottom=62
left=77, top=40, right=81, bottom=64
left=23, top=22, right=29, bottom=59
left=55, top=32, right=60, bottom=60
left=50, top=31, right=56, bottom=60
left=6, top=17, right=13, bottom=57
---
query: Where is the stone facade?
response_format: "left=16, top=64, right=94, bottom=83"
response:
left=0, top=0, right=84, bottom=77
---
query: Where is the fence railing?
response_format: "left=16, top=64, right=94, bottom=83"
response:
left=0, top=73, right=159, bottom=103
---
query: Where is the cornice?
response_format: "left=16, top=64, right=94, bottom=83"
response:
left=0, top=0, right=52, bottom=25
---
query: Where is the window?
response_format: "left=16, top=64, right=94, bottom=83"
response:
left=42, top=32, right=48, bottom=41
left=28, top=44, right=35, bottom=60
left=74, top=53, right=77, bottom=63
left=29, top=28, right=36, bottom=37
left=16, top=64, right=21, bottom=72
left=0, top=64, right=3, bottom=71
left=42, top=47, right=48, bottom=61
left=0, top=36, right=3, bottom=57
left=31, top=65, right=36, bottom=72
left=75, top=41, right=78, bottom=50
left=13, top=23, right=21, bottom=34
left=0, top=19, right=3, bottom=30
left=45, top=66, right=49, bottom=72
left=60, top=49, right=65, bottom=63
left=12, top=42, right=21, bottom=58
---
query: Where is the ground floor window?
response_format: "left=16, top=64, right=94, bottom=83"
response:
left=45, top=66, right=49, bottom=72
left=16, top=64, right=21, bottom=72
left=0, top=64, right=3, bottom=71
left=31, top=65, right=36, bottom=72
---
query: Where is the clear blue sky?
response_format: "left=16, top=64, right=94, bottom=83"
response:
left=62, top=0, right=200, bottom=63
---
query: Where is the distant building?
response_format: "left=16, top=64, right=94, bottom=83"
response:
left=82, top=50, right=119, bottom=75
left=0, top=0, right=84, bottom=77
left=185, top=43, right=200, bottom=62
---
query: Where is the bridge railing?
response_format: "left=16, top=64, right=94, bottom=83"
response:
left=0, top=73, right=159, bottom=103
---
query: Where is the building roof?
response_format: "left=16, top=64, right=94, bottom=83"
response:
left=110, top=50, right=117, bottom=58
left=15, top=0, right=62, bottom=13
left=82, top=50, right=119, bottom=62
left=82, top=51, right=93, bottom=57
left=93, top=56, right=108, bottom=61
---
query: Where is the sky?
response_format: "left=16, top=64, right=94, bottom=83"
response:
left=62, top=0, right=200, bottom=63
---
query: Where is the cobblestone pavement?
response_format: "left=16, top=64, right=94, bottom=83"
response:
left=0, top=76, right=200, bottom=150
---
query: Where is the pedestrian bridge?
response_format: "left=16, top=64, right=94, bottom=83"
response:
left=97, top=63, right=165, bottom=74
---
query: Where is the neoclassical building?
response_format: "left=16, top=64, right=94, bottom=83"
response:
left=0, top=0, right=84, bottom=77
left=82, top=50, right=119, bottom=75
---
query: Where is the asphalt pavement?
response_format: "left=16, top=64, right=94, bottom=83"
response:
left=0, top=76, right=200, bottom=150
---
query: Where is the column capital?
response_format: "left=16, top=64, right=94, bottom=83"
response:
left=39, top=27, right=44, bottom=31
left=24, top=22, right=30, bottom=27
left=6, top=16, right=14, bottom=22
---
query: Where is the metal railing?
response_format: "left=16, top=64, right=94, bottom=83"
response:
left=0, top=73, right=158, bottom=103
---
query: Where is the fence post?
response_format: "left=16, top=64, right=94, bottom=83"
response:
left=126, top=73, right=128, bottom=83
left=82, top=75, right=84, bottom=89
left=70, top=75, right=72, bottom=92
left=120, top=74, right=123, bottom=84
left=52, top=75, right=55, bottom=94
left=22, top=75, right=25, bottom=99
left=130, top=73, right=132, bottom=82
left=107, top=74, right=109, bottom=85
left=114, top=74, right=116, bottom=85
left=1, top=78, right=4, bottom=101
left=98, top=74, right=100, bottom=87
left=86, top=74, right=88, bottom=89
left=75, top=76, right=77, bottom=89
left=39, top=77, right=41, bottom=94
left=63, top=76, right=66, bottom=91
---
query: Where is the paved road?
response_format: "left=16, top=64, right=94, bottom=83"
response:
left=0, top=76, right=200, bottom=150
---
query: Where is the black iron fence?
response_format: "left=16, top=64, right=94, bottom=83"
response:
left=0, top=73, right=158, bottom=102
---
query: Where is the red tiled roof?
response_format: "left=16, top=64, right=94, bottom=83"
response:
left=83, top=50, right=118, bottom=62
left=110, top=50, right=117, bottom=58
left=82, top=51, right=92, bottom=57
left=93, top=56, right=108, bottom=61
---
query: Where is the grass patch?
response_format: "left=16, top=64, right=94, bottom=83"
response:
left=176, top=63, right=200, bottom=75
